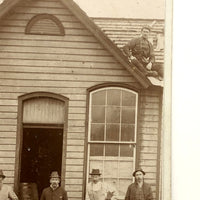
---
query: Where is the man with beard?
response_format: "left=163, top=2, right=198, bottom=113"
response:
left=86, top=169, right=118, bottom=200
left=40, top=171, right=68, bottom=200
left=0, top=170, right=18, bottom=200
left=124, top=169, right=153, bottom=200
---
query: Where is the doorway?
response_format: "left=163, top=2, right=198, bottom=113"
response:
left=20, top=127, right=63, bottom=198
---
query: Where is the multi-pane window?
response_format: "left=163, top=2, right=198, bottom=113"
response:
left=87, top=87, right=138, bottom=199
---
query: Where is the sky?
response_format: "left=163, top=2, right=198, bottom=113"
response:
left=0, top=0, right=165, bottom=19
left=74, top=0, right=165, bottom=19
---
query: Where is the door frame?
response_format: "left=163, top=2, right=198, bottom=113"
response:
left=14, top=92, right=69, bottom=194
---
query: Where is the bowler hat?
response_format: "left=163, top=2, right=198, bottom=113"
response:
left=89, top=169, right=101, bottom=175
left=0, top=169, right=6, bottom=179
left=141, top=25, right=151, bottom=32
left=132, top=169, right=145, bottom=177
left=50, top=171, right=60, bottom=178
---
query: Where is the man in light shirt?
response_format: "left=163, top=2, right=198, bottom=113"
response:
left=0, top=169, right=18, bottom=200
left=86, top=169, right=118, bottom=200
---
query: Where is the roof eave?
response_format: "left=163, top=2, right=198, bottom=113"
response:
left=60, top=0, right=152, bottom=89
left=0, top=0, right=21, bottom=19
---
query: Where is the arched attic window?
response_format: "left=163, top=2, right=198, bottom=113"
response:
left=25, top=14, right=65, bottom=36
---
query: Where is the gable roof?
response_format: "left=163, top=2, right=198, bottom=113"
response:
left=0, top=0, right=161, bottom=89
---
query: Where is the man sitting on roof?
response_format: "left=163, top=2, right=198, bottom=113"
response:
left=123, top=25, right=163, bottom=79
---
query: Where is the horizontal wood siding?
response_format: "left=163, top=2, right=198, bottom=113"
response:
left=137, top=89, right=162, bottom=199
left=0, top=0, right=141, bottom=199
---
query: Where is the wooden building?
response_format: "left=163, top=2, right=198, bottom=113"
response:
left=0, top=0, right=164, bottom=199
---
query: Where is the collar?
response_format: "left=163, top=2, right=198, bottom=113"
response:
left=137, top=181, right=143, bottom=188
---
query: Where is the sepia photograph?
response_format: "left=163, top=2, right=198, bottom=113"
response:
left=0, top=0, right=172, bottom=200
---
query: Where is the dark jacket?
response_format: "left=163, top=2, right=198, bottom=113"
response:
left=123, top=37, right=155, bottom=64
left=124, top=182, right=153, bottom=200
left=40, top=186, right=68, bottom=200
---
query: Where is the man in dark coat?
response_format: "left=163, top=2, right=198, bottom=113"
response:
left=40, top=171, right=68, bottom=200
left=124, top=169, right=153, bottom=200
left=123, top=25, right=163, bottom=79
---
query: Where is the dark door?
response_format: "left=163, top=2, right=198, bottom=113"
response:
left=20, top=127, right=63, bottom=198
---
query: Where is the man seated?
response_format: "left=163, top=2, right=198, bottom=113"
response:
left=123, top=25, right=163, bottom=79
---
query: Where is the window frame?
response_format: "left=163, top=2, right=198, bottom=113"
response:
left=84, top=84, right=140, bottom=199
left=25, top=14, right=65, bottom=36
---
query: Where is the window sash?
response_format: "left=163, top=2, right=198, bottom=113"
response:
left=88, top=87, right=138, bottom=143
left=86, top=87, right=138, bottom=199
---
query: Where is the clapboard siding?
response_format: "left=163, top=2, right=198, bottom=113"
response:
left=0, top=69, right=130, bottom=78
left=0, top=60, right=126, bottom=70
left=137, top=89, right=162, bottom=199
left=0, top=46, right=112, bottom=56
left=6, top=13, right=79, bottom=22
left=0, top=131, right=17, bottom=138
left=66, top=184, right=83, bottom=191
left=0, top=75, right=134, bottom=84
left=0, top=33, right=98, bottom=42
left=0, top=0, right=162, bottom=199
left=0, top=20, right=85, bottom=29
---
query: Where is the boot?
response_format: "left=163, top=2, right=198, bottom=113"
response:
left=146, top=70, right=158, bottom=77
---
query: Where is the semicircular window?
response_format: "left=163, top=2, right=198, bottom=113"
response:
left=25, top=14, right=65, bottom=36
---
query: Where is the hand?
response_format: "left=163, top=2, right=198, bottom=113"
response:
left=146, top=62, right=152, bottom=70
left=105, top=191, right=114, bottom=200
left=129, top=55, right=136, bottom=61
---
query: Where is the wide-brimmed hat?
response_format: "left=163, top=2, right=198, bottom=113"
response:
left=132, top=169, right=145, bottom=177
left=50, top=171, right=60, bottom=178
left=89, top=169, right=101, bottom=175
left=0, top=170, right=6, bottom=179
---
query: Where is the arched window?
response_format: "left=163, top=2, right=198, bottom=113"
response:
left=25, top=14, right=65, bottom=36
left=86, top=87, right=138, bottom=199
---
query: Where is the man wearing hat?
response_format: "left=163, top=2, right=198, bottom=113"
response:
left=86, top=169, right=118, bottom=200
left=0, top=169, right=18, bottom=200
left=40, top=171, right=68, bottom=200
left=123, top=25, right=163, bottom=79
left=124, top=169, right=153, bottom=200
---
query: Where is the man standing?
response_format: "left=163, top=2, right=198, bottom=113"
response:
left=123, top=25, right=163, bottom=78
left=86, top=169, right=118, bottom=200
left=125, top=169, right=153, bottom=200
left=40, top=171, right=68, bottom=200
left=0, top=169, right=18, bottom=200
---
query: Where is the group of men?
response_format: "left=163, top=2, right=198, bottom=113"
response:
left=0, top=170, right=68, bottom=200
left=0, top=167, right=153, bottom=200
left=86, top=168, right=153, bottom=200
